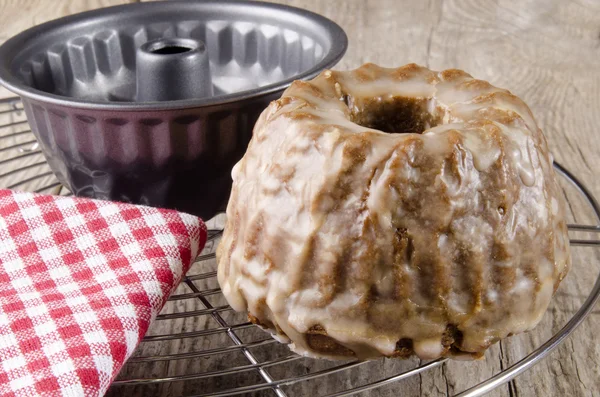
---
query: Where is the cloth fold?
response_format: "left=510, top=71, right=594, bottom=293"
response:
left=0, top=190, right=206, bottom=396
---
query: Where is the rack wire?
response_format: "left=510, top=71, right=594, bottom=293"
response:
left=1, top=95, right=599, bottom=397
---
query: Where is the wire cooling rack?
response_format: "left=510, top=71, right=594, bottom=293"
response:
left=1, top=95, right=599, bottom=397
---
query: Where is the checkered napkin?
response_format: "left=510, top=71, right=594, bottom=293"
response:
left=0, top=189, right=207, bottom=397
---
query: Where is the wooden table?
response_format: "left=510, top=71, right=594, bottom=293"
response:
left=1, top=1, right=599, bottom=396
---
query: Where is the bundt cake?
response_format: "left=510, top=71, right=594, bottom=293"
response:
left=216, top=63, right=571, bottom=360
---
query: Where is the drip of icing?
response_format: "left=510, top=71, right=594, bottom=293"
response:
left=413, top=339, right=445, bottom=359
left=461, top=129, right=502, bottom=171
left=507, top=141, right=536, bottom=187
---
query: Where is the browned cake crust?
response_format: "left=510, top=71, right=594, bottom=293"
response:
left=217, top=63, right=571, bottom=360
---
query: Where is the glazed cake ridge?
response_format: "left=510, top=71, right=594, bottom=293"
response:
left=217, top=63, right=571, bottom=360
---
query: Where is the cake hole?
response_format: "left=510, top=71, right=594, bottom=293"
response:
left=396, top=338, right=413, bottom=350
left=346, top=96, right=441, bottom=134
left=394, top=338, right=414, bottom=357
left=442, top=324, right=464, bottom=348
left=498, top=205, right=506, bottom=215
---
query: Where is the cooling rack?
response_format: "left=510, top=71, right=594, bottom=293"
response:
left=1, top=95, right=599, bottom=397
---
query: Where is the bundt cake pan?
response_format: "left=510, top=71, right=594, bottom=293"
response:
left=0, top=0, right=347, bottom=219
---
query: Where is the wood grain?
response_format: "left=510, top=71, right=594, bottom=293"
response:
left=1, top=0, right=600, bottom=396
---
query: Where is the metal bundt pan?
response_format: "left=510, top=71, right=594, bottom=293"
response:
left=0, top=0, right=347, bottom=219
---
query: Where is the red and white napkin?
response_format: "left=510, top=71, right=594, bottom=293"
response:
left=0, top=189, right=207, bottom=397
